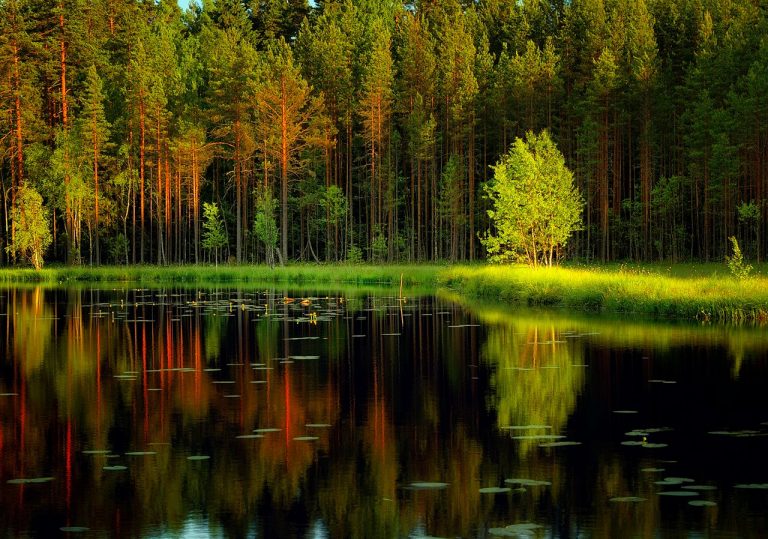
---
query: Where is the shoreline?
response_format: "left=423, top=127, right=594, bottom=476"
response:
left=1, top=263, right=766, bottom=323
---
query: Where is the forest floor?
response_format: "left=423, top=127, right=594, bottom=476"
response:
left=1, top=262, right=766, bottom=322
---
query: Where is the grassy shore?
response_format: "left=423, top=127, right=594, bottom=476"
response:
left=1, top=262, right=767, bottom=322
left=438, top=264, right=768, bottom=323
left=0, top=264, right=444, bottom=288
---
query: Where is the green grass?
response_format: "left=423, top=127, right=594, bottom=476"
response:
left=438, top=264, right=768, bottom=323
left=2, top=262, right=767, bottom=323
left=0, top=263, right=445, bottom=288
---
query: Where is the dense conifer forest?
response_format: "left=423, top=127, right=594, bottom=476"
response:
left=1, top=0, right=766, bottom=265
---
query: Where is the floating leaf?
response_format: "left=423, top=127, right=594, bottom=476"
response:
left=658, top=491, right=699, bottom=497
left=82, top=450, right=111, bottom=455
left=621, top=441, right=643, bottom=446
left=504, top=478, right=551, bottom=486
left=187, top=455, right=210, bottom=461
left=682, top=485, right=717, bottom=491
left=734, top=483, right=768, bottom=489
left=103, top=466, right=127, bottom=471
left=609, top=497, right=646, bottom=502
left=293, top=436, right=319, bottom=441
left=539, top=441, right=582, bottom=447
left=503, top=425, right=552, bottom=430
left=641, top=468, right=665, bottom=473
left=613, top=410, right=639, bottom=414
left=479, top=487, right=511, bottom=494
left=236, top=434, right=264, bottom=439
left=643, top=443, right=668, bottom=448
left=60, top=527, right=90, bottom=532
left=665, top=477, right=695, bottom=483
left=305, top=423, right=332, bottom=428
left=125, top=451, right=156, bottom=456
left=625, top=431, right=649, bottom=437
left=7, top=477, right=55, bottom=484
left=512, top=435, right=565, bottom=441
left=688, top=500, right=717, bottom=507
left=409, top=482, right=449, bottom=489
left=253, top=428, right=281, bottom=433
left=489, top=523, right=543, bottom=537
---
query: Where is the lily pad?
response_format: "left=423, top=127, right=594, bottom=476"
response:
left=409, top=482, right=449, bottom=489
left=60, top=527, right=90, bottom=532
left=688, top=500, right=717, bottom=507
left=512, top=434, right=565, bottom=441
left=643, top=443, right=668, bottom=448
left=479, top=487, right=512, bottom=494
left=305, top=423, right=332, bottom=428
left=613, top=410, right=639, bottom=414
left=641, top=468, right=665, bottom=473
left=253, top=428, right=281, bottom=433
left=682, top=485, right=717, bottom=491
left=503, top=425, right=552, bottom=430
left=539, top=441, right=582, bottom=447
left=621, top=441, right=644, bottom=446
left=236, top=434, right=264, bottom=439
left=625, top=431, right=649, bottom=437
left=82, top=450, right=111, bottom=455
left=504, top=478, right=551, bottom=486
left=734, top=483, right=768, bottom=489
left=7, top=477, right=55, bottom=484
left=125, top=451, right=156, bottom=456
left=609, top=496, right=647, bottom=502
left=658, top=491, right=699, bottom=497
left=293, top=436, right=319, bottom=441
left=187, top=455, right=210, bottom=461
left=489, top=523, right=543, bottom=537
left=103, top=465, right=127, bottom=471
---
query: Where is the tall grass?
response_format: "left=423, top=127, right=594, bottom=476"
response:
left=438, top=264, right=768, bottom=323
left=2, top=262, right=767, bottom=322
left=0, top=264, right=444, bottom=288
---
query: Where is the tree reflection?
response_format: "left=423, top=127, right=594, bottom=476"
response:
left=1, top=289, right=767, bottom=537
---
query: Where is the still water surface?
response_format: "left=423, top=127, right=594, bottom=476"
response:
left=0, top=287, right=767, bottom=538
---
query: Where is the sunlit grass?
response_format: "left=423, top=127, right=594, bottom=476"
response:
left=2, top=262, right=767, bottom=322
left=0, top=263, right=445, bottom=288
left=438, top=264, right=768, bottom=323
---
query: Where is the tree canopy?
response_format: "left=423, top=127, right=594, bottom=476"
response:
left=0, top=0, right=766, bottom=265
left=484, top=131, right=583, bottom=266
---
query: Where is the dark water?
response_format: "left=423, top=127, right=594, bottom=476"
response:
left=1, top=287, right=767, bottom=538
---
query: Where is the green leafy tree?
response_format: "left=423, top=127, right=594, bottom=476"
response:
left=726, top=236, right=752, bottom=280
left=253, top=186, right=280, bottom=268
left=254, top=39, right=328, bottom=263
left=7, top=184, right=52, bottom=270
left=483, top=131, right=583, bottom=266
left=78, top=64, right=111, bottom=265
left=201, top=201, right=227, bottom=266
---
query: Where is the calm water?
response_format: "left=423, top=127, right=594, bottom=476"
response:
left=1, top=287, right=767, bottom=538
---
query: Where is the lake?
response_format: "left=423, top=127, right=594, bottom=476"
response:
left=1, top=286, right=767, bottom=538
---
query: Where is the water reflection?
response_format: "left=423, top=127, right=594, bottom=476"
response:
left=0, top=287, right=766, bottom=538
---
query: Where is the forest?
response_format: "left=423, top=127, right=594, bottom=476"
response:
left=1, top=0, right=767, bottom=266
